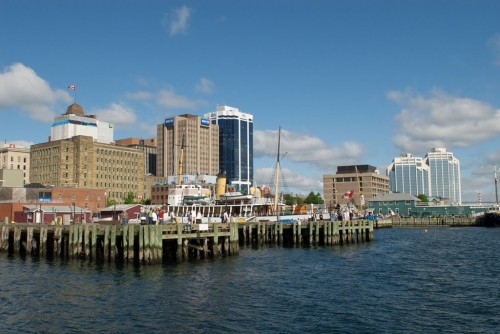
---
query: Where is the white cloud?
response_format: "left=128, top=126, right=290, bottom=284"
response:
left=2, top=140, right=34, bottom=149
left=0, top=63, right=71, bottom=122
left=254, top=166, right=323, bottom=196
left=195, top=77, right=214, bottom=95
left=254, top=129, right=364, bottom=170
left=388, top=89, right=500, bottom=152
left=125, top=91, right=153, bottom=101
left=165, top=5, right=191, bottom=36
left=157, top=88, right=205, bottom=109
left=487, top=34, right=500, bottom=66
left=91, top=103, right=138, bottom=127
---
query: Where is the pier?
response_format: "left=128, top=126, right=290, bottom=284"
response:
left=0, top=219, right=374, bottom=264
left=374, top=216, right=484, bottom=229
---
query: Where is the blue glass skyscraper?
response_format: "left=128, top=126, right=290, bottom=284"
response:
left=387, top=153, right=431, bottom=197
left=205, top=105, right=253, bottom=194
left=424, top=148, right=461, bottom=204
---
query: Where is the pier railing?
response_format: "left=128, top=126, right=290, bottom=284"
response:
left=0, top=219, right=374, bottom=264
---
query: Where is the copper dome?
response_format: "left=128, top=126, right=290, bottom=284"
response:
left=65, top=103, right=85, bottom=116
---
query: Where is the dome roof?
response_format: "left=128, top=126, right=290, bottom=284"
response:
left=65, top=103, right=84, bottom=116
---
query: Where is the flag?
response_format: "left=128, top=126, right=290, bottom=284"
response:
left=68, top=85, right=76, bottom=90
left=342, top=191, right=354, bottom=199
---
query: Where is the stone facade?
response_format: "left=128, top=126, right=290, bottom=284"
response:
left=30, top=135, right=145, bottom=203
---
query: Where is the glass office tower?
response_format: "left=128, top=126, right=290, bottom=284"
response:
left=424, top=148, right=461, bottom=204
left=387, top=153, right=431, bottom=197
left=205, top=105, right=253, bottom=194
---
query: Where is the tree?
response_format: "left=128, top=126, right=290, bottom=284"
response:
left=284, top=194, right=295, bottom=205
left=417, top=194, right=429, bottom=202
left=106, top=198, right=117, bottom=207
left=124, top=192, right=136, bottom=204
left=304, top=192, right=324, bottom=204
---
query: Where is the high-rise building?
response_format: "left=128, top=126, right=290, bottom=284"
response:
left=323, top=164, right=389, bottom=208
left=0, top=144, right=30, bottom=185
left=387, top=153, right=431, bottom=197
left=30, top=135, right=145, bottom=203
left=204, top=105, right=253, bottom=194
left=50, top=103, right=113, bottom=144
left=116, top=137, right=157, bottom=176
left=156, top=114, right=219, bottom=182
left=424, top=148, right=461, bottom=204
left=30, top=103, right=148, bottom=204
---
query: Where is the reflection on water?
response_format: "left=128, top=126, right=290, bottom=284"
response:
left=0, top=227, right=499, bottom=333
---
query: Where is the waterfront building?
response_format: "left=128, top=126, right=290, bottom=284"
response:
left=204, top=105, right=253, bottom=194
left=51, top=103, right=113, bottom=144
left=323, top=164, right=390, bottom=209
left=156, top=114, right=219, bottom=181
left=0, top=144, right=30, bottom=185
left=116, top=137, right=157, bottom=176
left=424, top=148, right=461, bottom=205
left=30, top=135, right=145, bottom=204
left=387, top=153, right=431, bottom=197
left=30, top=103, right=164, bottom=205
left=368, top=193, right=420, bottom=217
left=0, top=185, right=105, bottom=223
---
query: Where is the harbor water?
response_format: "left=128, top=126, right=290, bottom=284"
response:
left=0, top=227, right=498, bottom=333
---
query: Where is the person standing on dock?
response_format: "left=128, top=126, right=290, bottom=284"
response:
left=223, top=210, right=229, bottom=223
left=152, top=209, right=158, bottom=225
left=169, top=211, right=176, bottom=224
left=158, top=209, right=164, bottom=224
left=148, top=208, right=153, bottom=225
left=120, top=211, right=128, bottom=225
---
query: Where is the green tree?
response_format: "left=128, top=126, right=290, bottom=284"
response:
left=106, top=198, right=117, bottom=207
left=417, top=194, right=429, bottom=202
left=304, top=192, right=324, bottom=204
left=284, top=194, right=295, bottom=205
left=124, top=192, right=136, bottom=204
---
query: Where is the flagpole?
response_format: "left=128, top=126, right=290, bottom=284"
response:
left=68, top=85, right=77, bottom=104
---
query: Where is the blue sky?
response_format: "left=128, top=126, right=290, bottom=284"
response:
left=1, top=0, right=499, bottom=203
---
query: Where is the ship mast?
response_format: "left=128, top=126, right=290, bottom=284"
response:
left=355, top=164, right=363, bottom=211
left=495, top=165, right=498, bottom=206
left=273, top=127, right=281, bottom=215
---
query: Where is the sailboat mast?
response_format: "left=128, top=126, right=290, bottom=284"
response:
left=274, top=127, right=281, bottom=213
left=355, top=165, right=362, bottom=209
left=495, top=165, right=498, bottom=206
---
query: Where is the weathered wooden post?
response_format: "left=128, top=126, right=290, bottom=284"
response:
left=308, top=221, right=313, bottom=245
left=229, top=223, right=238, bottom=255
left=103, top=225, right=110, bottom=262
left=14, top=226, right=21, bottom=254
left=84, top=224, right=90, bottom=259
left=139, top=225, right=144, bottom=262
left=110, top=225, right=117, bottom=261
left=128, top=224, right=135, bottom=262
left=123, top=225, right=129, bottom=260
left=27, top=227, right=34, bottom=254
left=91, top=225, right=97, bottom=260
left=176, top=223, right=183, bottom=261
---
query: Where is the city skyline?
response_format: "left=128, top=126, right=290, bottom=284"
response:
left=1, top=1, right=499, bottom=202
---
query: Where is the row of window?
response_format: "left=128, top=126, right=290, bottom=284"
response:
left=2, top=156, right=28, bottom=163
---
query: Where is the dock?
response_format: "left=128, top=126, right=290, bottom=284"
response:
left=374, top=216, right=482, bottom=228
left=0, top=219, right=374, bottom=264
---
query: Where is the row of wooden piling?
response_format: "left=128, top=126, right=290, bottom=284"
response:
left=0, top=220, right=374, bottom=264
left=240, top=220, right=374, bottom=246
